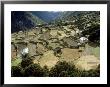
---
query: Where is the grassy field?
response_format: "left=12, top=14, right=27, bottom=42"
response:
left=83, top=44, right=100, bottom=58
left=91, top=47, right=100, bottom=58
left=11, top=58, right=22, bottom=66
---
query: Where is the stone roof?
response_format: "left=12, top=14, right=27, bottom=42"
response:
left=47, top=42, right=62, bottom=50
left=39, top=31, right=51, bottom=41
left=28, top=31, right=36, bottom=36
left=70, top=30, right=76, bottom=36
left=50, top=30, right=58, bottom=38
left=36, top=43, right=48, bottom=55
left=57, top=30, right=68, bottom=40
left=62, top=37, right=78, bottom=48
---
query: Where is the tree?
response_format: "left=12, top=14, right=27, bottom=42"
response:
left=87, top=65, right=100, bottom=77
left=24, top=63, right=45, bottom=77
left=11, top=66, right=23, bottom=77
left=43, top=65, right=49, bottom=76
left=59, top=71, right=69, bottom=77
left=49, top=61, right=76, bottom=77
left=21, top=57, right=33, bottom=68
left=74, top=12, right=100, bottom=45
left=49, top=61, right=100, bottom=77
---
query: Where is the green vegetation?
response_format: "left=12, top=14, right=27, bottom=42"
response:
left=11, top=58, right=22, bottom=66
left=21, top=57, right=33, bottom=68
left=11, top=59, right=100, bottom=77
left=92, top=47, right=100, bottom=58
left=85, top=44, right=100, bottom=58
left=49, top=61, right=76, bottom=77
left=11, top=66, right=23, bottom=77
left=74, top=12, right=100, bottom=45
left=11, top=11, right=100, bottom=77
left=49, top=61, right=100, bottom=77
left=24, top=64, right=45, bottom=77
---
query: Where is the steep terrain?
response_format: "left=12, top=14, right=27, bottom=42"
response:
left=31, top=11, right=61, bottom=23
left=11, top=11, right=100, bottom=77
left=11, top=11, right=62, bottom=33
left=11, top=11, right=45, bottom=33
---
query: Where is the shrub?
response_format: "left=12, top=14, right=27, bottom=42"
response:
left=49, top=61, right=100, bottom=77
left=59, top=71, right=69, bottom=77
left=49, top=61, right=76, bottom=77
left=43, top=65, right=49, bottom=76
left=11, top=66, right=23, bottom=77
left=21, top=57, right=33, bottom=68
left=24, top=63, right=45, bottom=77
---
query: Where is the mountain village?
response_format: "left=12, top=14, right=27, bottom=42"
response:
left=11, top=21, right=100, bottom=71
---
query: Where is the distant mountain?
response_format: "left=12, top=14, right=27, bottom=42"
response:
left=31, top=11, right=61, bottom=23
left=11, top=11, right=45, bottom=33
left=11, top=11, right=100, bottom=33
left=54, top=11, right=100, bottom=27
left=55, top=11, right=99, bottom=21
left=11, top=11, right=62, bottom=33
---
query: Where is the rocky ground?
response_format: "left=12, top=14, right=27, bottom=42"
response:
left=11, top=24, right=100, bottom=71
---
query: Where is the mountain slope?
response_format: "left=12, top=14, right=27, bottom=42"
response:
left=11, top=11, right=45, bottom=33
left=31, top=11, right=61, bottom=23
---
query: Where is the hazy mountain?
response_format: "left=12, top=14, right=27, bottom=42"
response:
left=31, top=11, right=62, bottom=23
left=11, top=11, right=100, bottom=33
left=54, top=11, right=99, bottom=21
left=11, top=11, right=45, bottom=33
left=11, top=11, right=62, bottom=33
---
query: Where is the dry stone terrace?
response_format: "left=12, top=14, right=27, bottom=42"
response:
left=11, top=23, right=100, bottom=71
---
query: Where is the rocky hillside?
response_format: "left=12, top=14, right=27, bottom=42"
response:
left=11, top=11, right=62, bottom=33
left=31, top=11, right=61, bottom=23
left=11, top=11, right=45, bottom=33
left=11, top=11, right=100, bottom=77
left=53, top=11, right=100, bottom=44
